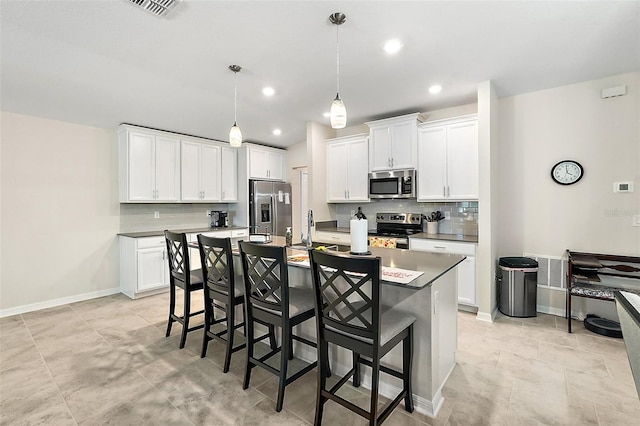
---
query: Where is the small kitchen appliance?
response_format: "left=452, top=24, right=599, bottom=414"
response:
left=368, top=169, right=416, bottom=199
left=210, top=210, right=228, bottom=228
left=374, top=212, right=424, bottom=249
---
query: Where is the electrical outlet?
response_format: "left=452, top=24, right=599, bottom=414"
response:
left=444, top=211, right=451, bottom=220
left=633, top=215, right=640, bottom=227
left=206, top=210, right=211, bottom=217
left=154, top=211, right=160, bottom=219
left=350, top=210, right=355, bottom=217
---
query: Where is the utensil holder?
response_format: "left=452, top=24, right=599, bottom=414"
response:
left=427, top=221, right=439, bottom=234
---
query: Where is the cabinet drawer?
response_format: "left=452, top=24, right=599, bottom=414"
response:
left=137, top=236, right=166, bottom=249
left=315, top=231, right=351, bottom=245
left=231, top=228, right=249, bottom=237
left=409, top=239, right=476, bottom=256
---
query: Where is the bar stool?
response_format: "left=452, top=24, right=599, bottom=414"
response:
left=165, top=230, right=205, bottom=349
left=239, top=241, right=319, bottom=412
left=309, top=249, right=416, bottom=426
left=197, top=234, right=276, bottom=372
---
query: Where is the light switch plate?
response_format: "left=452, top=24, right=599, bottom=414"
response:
left=154, top=211, right=160, bottom=219
left=634, top=215, right=640, bottom=227
left=613, top=181, right=634, bottom=193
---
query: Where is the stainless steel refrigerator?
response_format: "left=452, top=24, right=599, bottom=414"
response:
left=249, top=180, right=292, bottom=237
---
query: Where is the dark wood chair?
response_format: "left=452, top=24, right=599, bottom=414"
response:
left=238, top=241, right=319, bottom=412
left=309, top=249, right=416, bottom=426
left=164, top=230, right=205, bottom=349
left=197, top=234, right=276, bottom=372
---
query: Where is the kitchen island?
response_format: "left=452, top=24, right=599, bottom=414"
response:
left=230, top=236, right=464, bottom=417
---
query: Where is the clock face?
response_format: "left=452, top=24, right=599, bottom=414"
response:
left=551, top=160, right=583, bottom=185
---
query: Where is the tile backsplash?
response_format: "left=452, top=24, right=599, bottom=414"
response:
left=119, top=203, right=232, bottom=233
left=334, top=200, right=478, bottom=236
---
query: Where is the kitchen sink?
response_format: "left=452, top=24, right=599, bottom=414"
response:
left=289, top=243, right=346, bottom=252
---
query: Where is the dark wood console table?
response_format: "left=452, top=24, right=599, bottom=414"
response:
left=566, top=250, right=640, bottom=333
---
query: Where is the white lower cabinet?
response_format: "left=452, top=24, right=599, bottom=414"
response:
left=409, top=238, right=477, bottom=308
left=120, top=236, right=170, bottom=299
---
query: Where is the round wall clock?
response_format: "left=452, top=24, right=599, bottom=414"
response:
left=551, top=160, right=584, bottom=185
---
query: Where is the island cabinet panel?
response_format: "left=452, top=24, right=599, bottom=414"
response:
left=120, top=129, right=181, bottom=202
left=366, top=113, right=425, bottom=172
left=248, top=145, right=286, bottom=181
left=409, top=238, right=477, bottom=308
left=326, top=134, right=369, bottom=202
left=181, top=141, right=221, bottom=202
left=417, top=115, right=478, bottom=201
left=120, top=236, right=170, bottom=298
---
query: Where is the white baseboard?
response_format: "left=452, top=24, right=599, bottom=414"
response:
left=0, top=287, right=121, bottom=318
left=536, top=305, right=566, bottom=317
left=476, top=306, right=498, bottom=322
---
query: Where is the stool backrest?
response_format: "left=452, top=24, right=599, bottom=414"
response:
left=197, top=234, right=234, bottom=294
left=239, top=242, right=289, bottom=317
left=165, top=230, right=190, bottom=284
left=309, top=250, right=381, bottom=343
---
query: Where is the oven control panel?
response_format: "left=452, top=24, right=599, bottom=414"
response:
left=375, top=212, right=423, bottom=225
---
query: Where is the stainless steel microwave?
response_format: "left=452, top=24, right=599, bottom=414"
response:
left=368, top=169, right=416, bottom=199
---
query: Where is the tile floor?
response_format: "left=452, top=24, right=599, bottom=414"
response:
left=1, top=291, right=639, bottom=425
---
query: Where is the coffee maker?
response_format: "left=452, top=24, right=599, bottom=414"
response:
left=209, top=210, right=228, bottom=228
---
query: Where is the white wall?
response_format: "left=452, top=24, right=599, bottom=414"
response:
left=0, top=112, right=121, bottom=314
left=286, top=140, right=307, bottom=242
left=497, top=72, right=640, bottom=317
left=306, top=121, right=336, bottom=223
left=477, top=81, right=500, bottom=321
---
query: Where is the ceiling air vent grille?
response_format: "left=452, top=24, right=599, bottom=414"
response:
left=128, top=0, right=180, bottom=18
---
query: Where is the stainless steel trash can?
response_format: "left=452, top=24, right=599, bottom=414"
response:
left=497, top=257, right=538, bottom=317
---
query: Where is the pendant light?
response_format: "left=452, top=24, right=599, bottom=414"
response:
left=329, top=12, right=347, bottom=129
left=229, top=65, right=242, bottom=147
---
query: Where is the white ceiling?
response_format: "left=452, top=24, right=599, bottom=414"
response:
left=1, top=1, right=638, bottom=148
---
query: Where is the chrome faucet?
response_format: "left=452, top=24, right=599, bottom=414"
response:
left=301, top=209, right=314, bottom=249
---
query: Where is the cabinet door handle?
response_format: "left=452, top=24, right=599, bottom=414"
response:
left=447, top=186, right=450, bottom=197
left=222, top=191, right=225, bottom=200
left=434, top=246, right=447, bottom=249
left=347, top=190, right=350, bottom=199
left=443, top=186, right=446, bottom=197
left=391, top=157, right=394, bottom=168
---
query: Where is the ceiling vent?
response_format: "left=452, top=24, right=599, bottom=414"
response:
left=128, top=0, right=180, bottom=18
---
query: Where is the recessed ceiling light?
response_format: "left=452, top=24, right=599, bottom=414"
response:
left=383, top=39, right=404, bottom=54
left=272, top=129, right=282, bottom=136
left=323, top=112, right=331, bottom=118
left=429, top=85, right=442, bottom=94
left=262, top=87, right=275, bottom=97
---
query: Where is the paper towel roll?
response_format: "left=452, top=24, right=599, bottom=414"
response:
left=350, top=219, right=368, bottom=254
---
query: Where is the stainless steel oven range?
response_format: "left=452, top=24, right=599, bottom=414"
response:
left=374, top=212, right=424, bottom=249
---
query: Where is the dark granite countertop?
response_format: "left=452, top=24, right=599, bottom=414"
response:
left=314, top=226, right=478, bottom=243
left=118, top=226, right=247, bottom=238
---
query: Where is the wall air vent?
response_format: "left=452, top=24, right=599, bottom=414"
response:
left=128, top=0, right=180, bottom=18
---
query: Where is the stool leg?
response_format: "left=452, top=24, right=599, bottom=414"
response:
left=201, top=293, right=212, bottom=358
left=353, top=352, right=361, bottom=387
left=243, top=313, right=254, bottom=390
left=314, top=340, right=328, bottom=425
left=369, top=359, right=380, bottom=425
left=268, top=324, right=277, bottom=350
left=166, top=283, right=176, bottom=337
left=276, top=326, right=290, bottom=412
left=223, top=301, right=235, bottom=373
left=179, top=288, right=190, bottom=349
left=403, top=325, right=414, bottom=413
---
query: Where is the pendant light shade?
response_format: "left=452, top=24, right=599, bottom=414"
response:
left=229, top=122, right=242, bottom=147
left=228, top=65, right=242, bottom=147
left=329, top=13, right=347, bottom=129
left=330, top=94, right=346, bottom=129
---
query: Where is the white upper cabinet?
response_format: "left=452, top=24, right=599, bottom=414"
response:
left=181, top=141, right=221, bottom=202
left=366, top=113, right=425, bottom=172
left=220, top=146, right=238, bottom=202
left=248, top=145, right=286, bottom=180
left=119, top=124, right=238, bottom=204
left=119, top=127, right=180, bottom=202
left=417, top=115, right=478, bottom=201
left=326, top=134, right=370, bottom=203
